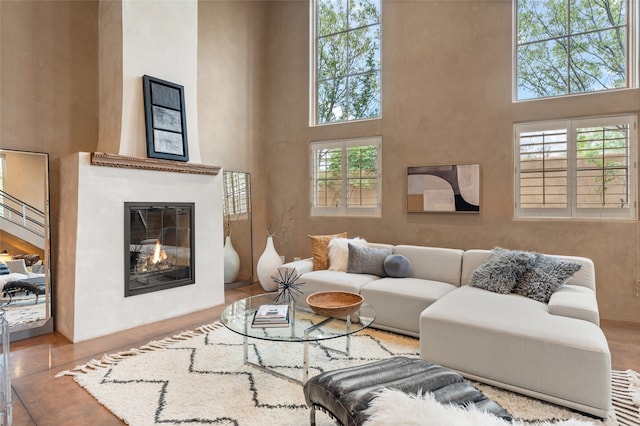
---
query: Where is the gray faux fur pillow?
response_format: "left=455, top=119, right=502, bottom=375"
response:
left=469, top=247, right=537, bottom=294
left=513, top=255, right=581, bottom=303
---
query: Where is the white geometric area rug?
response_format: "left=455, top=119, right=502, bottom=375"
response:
left=57, top=322, right=640, bottom=426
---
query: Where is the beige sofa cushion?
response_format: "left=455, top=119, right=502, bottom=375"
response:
left=461, top=250, right=492, bottom=285
left=361, top=277, right=457, bottom=336
left=298, top=269, right=381, bottom=307
left=393, top=245, right=463, bottom=286
left=548, top=284, right=600, bottom=325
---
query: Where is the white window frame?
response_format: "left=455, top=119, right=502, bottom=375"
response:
left=310, top=0, right=382, bottom=126
left=310, top=136, right=382, bottom=217
left=515, top=114, right=637, bottom=219
left=512, top=0, right=638, bottom=102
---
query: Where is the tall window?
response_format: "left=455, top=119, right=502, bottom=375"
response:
left=311, top=137, right=381, bottom=216
left=515, top=114, right=637, bottom=219
left=515, top=0, right=635, bottom=101
left=312, top=0, right=381, bottom=125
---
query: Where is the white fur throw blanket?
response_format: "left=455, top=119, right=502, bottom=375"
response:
left=362, top=389, right=596, bottom=426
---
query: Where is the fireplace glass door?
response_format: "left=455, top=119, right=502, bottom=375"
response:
left=125, top=202, right=195, bottom=297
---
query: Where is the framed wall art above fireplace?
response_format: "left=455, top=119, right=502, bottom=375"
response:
left=142, top=75, right=189, bottom=162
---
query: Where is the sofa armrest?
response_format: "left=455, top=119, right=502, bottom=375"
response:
left=281, top=258, right=314, bottom=276
left=547, top=285, right=600, bottom=326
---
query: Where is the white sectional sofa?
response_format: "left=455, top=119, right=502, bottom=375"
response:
left=281, top=243, right=611, bottom=418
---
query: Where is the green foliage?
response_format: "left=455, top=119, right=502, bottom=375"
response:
left=315, top=144, right=378, bottom=208
left=316, top=0, right=381, bottom=123
left=576, top=125, right=628, bottom=204
left=318, top=145, right=377, bottom=183
left=517, top=0, right=627, bottom=100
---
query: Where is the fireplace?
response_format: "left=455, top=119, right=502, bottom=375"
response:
left=56, top=152, right=222, bottom=342
left=125, top=202, right=195, bottom=297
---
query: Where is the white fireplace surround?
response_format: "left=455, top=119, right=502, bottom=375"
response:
left=56, top=152, right=224, bottom=342
left=52, top=0, right=223, bottom=342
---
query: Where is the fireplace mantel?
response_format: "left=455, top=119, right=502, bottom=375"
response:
left=90, top=152, right=220, bottom=176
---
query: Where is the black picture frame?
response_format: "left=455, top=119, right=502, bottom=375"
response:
left=142, top=75, right=189, bottom=162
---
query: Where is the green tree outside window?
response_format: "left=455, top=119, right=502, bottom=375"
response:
left=315, top=0, right=381, bottom=124
left=516, top=0, right=629, bottom=100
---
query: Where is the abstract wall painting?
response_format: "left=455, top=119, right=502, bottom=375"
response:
left=407, top=164, right=480, bottom=213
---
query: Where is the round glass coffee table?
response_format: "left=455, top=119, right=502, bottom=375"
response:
left=221, top=292, right=375, bottom=384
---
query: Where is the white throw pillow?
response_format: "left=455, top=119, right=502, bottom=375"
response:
left=327, top=237, right=367, bottom=272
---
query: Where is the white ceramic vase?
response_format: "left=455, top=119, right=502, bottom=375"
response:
left=223, top=235, right=240, bottom=284
left=257, top=236, right=283, bottom=291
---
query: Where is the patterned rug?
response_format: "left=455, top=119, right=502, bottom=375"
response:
left=57, top=322, right=640, bottom=426
left=2, top=296, right=46, bottom=327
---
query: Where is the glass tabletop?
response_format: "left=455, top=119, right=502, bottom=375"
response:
left=221, top=293, right=375, bottom=342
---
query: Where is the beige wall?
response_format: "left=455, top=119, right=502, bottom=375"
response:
left=0, top=1, right=98, bottom=158
left=1, top=0, right=639, bottom=324
left=120, top=0, right=201, bottom=161
left=198, top=1, right=268, bottom=274
left=0, top=1, right=99, bottom=317
left=264, top=1, right=640, bottom=323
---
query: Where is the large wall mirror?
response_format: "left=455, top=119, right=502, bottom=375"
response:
left=0, top=149, right=52, bottom=341
left=223, top=171, right=253, bottom=288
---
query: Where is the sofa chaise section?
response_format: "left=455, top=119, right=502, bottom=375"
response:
left=420, top=286, right=611, bottom=417
left=420, top=249, right=611, bottom=418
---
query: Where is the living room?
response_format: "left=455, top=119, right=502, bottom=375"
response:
left=1, top=0, right=639, bottom=424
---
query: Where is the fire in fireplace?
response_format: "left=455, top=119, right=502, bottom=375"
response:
left=124, top=202, right=195, bottom=297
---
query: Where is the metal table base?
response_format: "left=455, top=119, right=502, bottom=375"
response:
left=243, top=315, right=352, bottom=385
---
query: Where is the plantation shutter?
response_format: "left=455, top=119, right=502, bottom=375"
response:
left=515, top=115, right=636, bottom=219
left=574, top=117, right=633, bottom=215
left=516, top=123, right=570, bottom=217
left=311, top=137, right=381, bottom=217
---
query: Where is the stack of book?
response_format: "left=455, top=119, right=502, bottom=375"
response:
left=251, top=304, right=290, bottom=328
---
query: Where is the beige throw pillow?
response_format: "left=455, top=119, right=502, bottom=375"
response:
left=308, top=232, right=348, bottom=270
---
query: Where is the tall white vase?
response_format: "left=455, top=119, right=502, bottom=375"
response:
left=257, top=236, right=283, bottom=291
left=223, top=235, right=240, bottom=284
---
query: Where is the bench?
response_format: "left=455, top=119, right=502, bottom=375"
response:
left=303, top=356, right=510, bottom=426
left=3, top=276, right=45, bottom=304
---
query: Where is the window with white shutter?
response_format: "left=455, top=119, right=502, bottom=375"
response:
left=311, top=136, right=381, bottom=216
left=515, top=114, right=637, bottom=219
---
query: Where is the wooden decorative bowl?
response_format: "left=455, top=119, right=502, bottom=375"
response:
left=306, top=291, right=363, bottom=318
